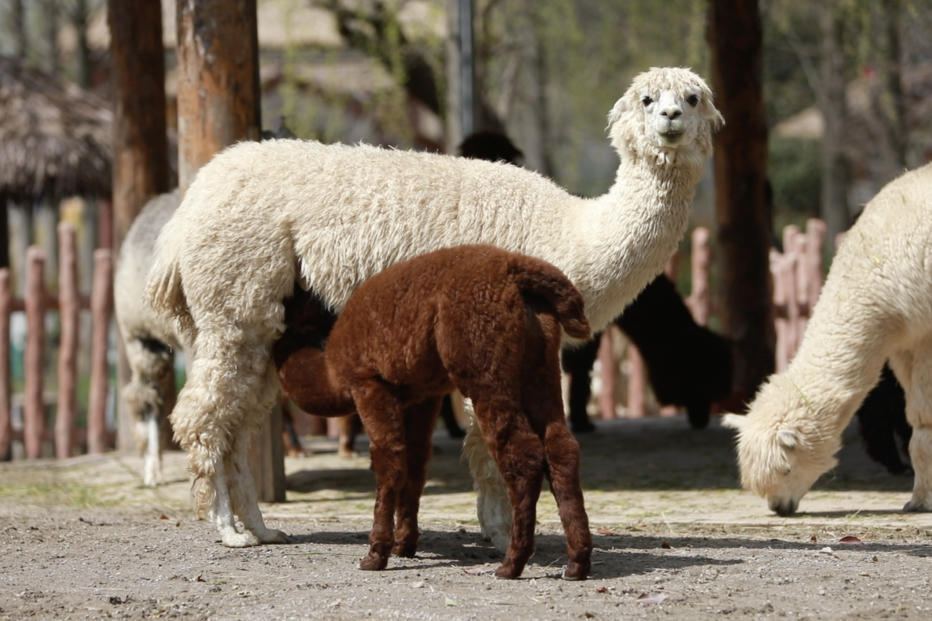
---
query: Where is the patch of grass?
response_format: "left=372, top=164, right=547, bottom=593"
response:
left=0, top=478, right=114, bottom=508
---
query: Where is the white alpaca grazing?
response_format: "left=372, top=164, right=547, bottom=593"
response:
left=723, top=162, right=932, bottom=516
left=115, top=191, right=185, bottom=487
left=145, top=67, right=722, bottom=547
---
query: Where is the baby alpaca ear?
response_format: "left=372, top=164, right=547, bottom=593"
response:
left=720, top=413, right=746, bottom=430
left=777, top=429, right=798, bottom=450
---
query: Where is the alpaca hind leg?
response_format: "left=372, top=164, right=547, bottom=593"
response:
left=393, top=397, right=442, bottom=558
left=170, top=315, right=280, bottom=546
left=541, top=421, right=592, bottom=580
left=461, top=402, right=512, bottom=553
left=893, top=348, right=932, bottom=511
left=143, top=412, right=163, bottom=487
left=228, top=432, right=290, bottom=544
left=473, top=398, right=545, bottom=579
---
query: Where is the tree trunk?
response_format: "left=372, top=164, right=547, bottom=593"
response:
left=818, top=1, right=850, bottom=246
left=175, top=0, right=284, bottom=503
left=176, top=0, right=261, bottom=193
left=7, top=0, right=26, bottom=59
left=40, top=0, right=59, bottom=75
left=707, top=0, right=775, bottom=400
left=108, top=0, right=170, bottom=451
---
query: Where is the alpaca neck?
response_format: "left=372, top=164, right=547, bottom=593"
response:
left=564, top=147, right=705, bottom=330
left=784, top=296, right=891, bottom=437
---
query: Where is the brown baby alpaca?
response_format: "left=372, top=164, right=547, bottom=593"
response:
left=273, top=244, right=593, bottom=580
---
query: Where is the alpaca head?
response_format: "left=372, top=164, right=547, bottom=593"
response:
left=721, top=376, right=841, bottom=516
left=607, top=67, right=723, bottom=165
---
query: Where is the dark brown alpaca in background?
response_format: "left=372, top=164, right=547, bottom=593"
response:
left=273, top=244, right=593, bottom=580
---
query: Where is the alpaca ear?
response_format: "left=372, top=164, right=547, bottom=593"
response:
left=695, top=81, right=724, bottom=131
left=606, top=96, right=632, bottom=131
left=720, top=413, right=745, bottom=430
left=777, top=429, right=798, bottom=450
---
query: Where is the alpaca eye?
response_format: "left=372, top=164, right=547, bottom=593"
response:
left=641, top=95, right=653, bottom=106
left=686, top=95, right=699, bottom=107
left=783, top=467, right=792, bottom=476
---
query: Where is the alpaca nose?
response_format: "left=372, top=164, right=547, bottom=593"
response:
left=661, top=106, right=682, bottom=119
left=769, top=497, right=798, bottom=516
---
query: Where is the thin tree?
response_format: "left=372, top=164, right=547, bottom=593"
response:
left=707, top=0, right=775, bottom=400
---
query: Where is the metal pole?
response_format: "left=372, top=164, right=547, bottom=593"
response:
left=458, top=0, right=475, bottom=138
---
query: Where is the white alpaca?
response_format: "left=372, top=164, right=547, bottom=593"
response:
left=146, top=67, right=723, bottom=547
left=723, top=162, right=932, bottom=516
left=114, top=191, right=185, bottom=487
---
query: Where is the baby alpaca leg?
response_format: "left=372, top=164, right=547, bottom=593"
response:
left=893, top=348, right=932, bottom=512
left=355, top=383, right=408, bottom=570
left=393, top=397, right=442, bottom=558
left=541, top=420, right=592, bottom=580
left=474, top=398, right=545, bottom=579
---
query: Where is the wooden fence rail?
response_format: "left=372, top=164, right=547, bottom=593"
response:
left=0, top=222, right=114, bottom=460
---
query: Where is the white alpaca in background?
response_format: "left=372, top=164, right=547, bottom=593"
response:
left=724, top=162, right=932, bottom=516
left=115, top=191, right=184, bottom=487
left=145, top=67, right=722, bottom=547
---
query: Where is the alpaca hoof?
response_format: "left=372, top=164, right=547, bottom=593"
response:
left=221, top=531, right=262, bottom=548
left=903, top=500, right=932, bottom=512
left=358, top=554, right=389, bottom=571
left=493, top=561, right=522, bottom=579
left=562, top=562, right=590, bottom=581
left=256, top=528, right=291, bottom=544
left=392, top=542, right=417, bottom=558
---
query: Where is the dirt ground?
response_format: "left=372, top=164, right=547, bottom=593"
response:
left=1, top=413, right=931, bottom=621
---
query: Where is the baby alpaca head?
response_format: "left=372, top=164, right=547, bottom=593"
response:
left=607, top=67, right=723, bottom=165
left=722, top=376, right=841, bottom=516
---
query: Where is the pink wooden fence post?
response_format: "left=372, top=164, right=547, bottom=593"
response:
left=23, top=247, right=47, bottom=458
left=625, top=343, right=646, bottom=418
left=88, top=249, right=112, bottom=454
left=687, top=227, right=711, bottom=326
left=0, top=270, right=10, bottom=458
left=805, top=218, right=826, bottom=312
left=55, top=223, right=80, bottom=459
left=597, top=330, right=617, bottom=419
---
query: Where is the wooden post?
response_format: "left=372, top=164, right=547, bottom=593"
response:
left=626, top=344, right=647, bottom=418
left=174, top=0, right=281, bottom=501
left=708, top=0, right=774, bottom=397
left=109, top=0, right=170, bottom=452
left=805, top=219, right=826, bottom=310
left=687, top=227, right=712, bottom=326
left=88, top=249, right=112, bottom=454
left=23, top=247, right=47, bottom=459
left=0, top=270, right=10, bottom=459
left=55, top=224, right=80, bottom=458
left=597, top=330, right=617, bottom=420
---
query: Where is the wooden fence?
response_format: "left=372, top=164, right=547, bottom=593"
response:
left=0, top=222, right=114, bottom=460
left=596, top=218, right=828, bottom=419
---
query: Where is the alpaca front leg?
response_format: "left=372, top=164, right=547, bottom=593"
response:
left=898, top=351, right=932, bottom=512
left=462, top=407, right=512, bottom=553
left=393, top=398, right=442, bottom=558
left=904, top=426, right=932, bottom=512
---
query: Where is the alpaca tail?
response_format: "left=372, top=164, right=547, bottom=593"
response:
left=510, top=257, right=591, bottom=340
left=144, top=219, right=195, bottom=340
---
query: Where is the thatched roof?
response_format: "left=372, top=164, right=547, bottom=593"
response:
left=0, top=55, right=112, bottom=202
